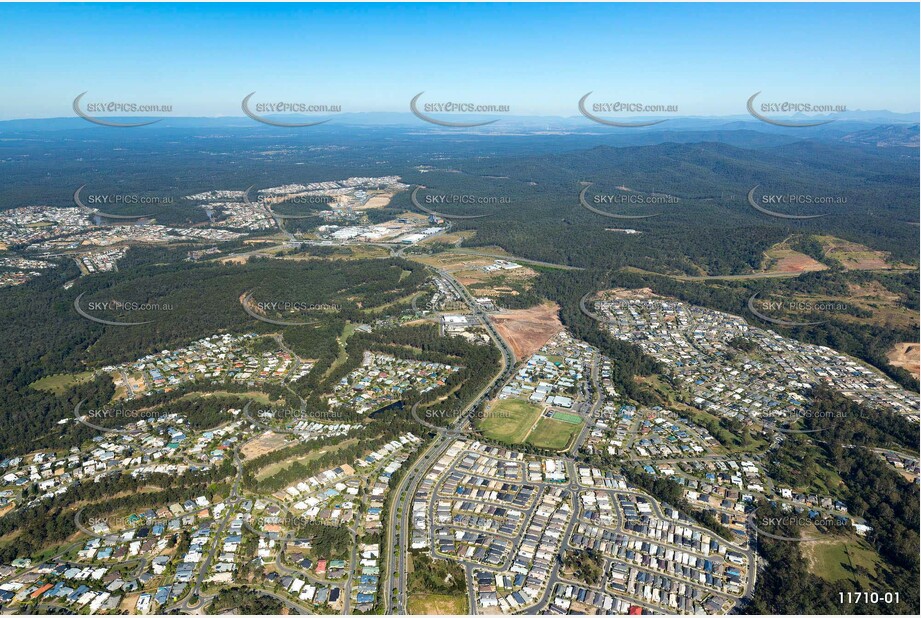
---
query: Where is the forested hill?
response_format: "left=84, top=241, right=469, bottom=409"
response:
left=404, top=139, right=918, bottom=271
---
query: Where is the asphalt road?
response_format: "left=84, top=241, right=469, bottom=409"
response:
left=383, top=265, right=517, bottom=614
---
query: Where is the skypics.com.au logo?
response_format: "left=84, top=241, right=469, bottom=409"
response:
left=747, top=92, right=846, bottom=127
left=410, top=92, right=510, bottom=127
left=579, top=92, right=678, bottom=127
left=74, top=185, right=172, bottom=219
left=73, top=92, right=172, bottom=127
left=747, top=185, right=846, bottom=220
left=73, top=400, right=172, bottom=435
left=767, top=405, right=872, bottom=436
left=74, top=292, right=174, bottom=327
left=578, top=183, right=675, bottom=220
left=243, top=402, right=345, bottom=433
left=242, top=93, right=341, bottom=127
left=748, top=508, right=851, bottom=542
left=411, top=186, right=508, bottom=219
left=747, top=292, right=829, bottom=327
left=240, top=290, right=338, bottom=327
left=244, top=185, right=334, bottom=220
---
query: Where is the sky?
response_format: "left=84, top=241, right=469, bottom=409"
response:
left=0, top=2, right=918, bottom=120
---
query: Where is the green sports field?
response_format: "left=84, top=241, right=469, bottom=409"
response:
left=526, top=417, right=582, bottom=450
left=478, top=399, right=543, bottom=444
left=550, top=411, right=582, bottom=424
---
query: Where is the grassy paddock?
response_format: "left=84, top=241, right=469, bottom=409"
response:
left=408, top=594, right=466, bottom=615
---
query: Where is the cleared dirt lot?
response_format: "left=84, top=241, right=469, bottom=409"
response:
left=414, top=251, right=537, bottom=289
left=490, top=302, right=563, bottom=359
left=240, top=431, right=291, bottom=459
left=817, top=235, right=908, bottom=271
left=887, top=342, right=920, bottom=379
left=419, top=230, right=475, bottom=246
left=602, top=287, right=657, bottom=300
left=762, top=247, right=827, bottom=274
left=356, top=191, right=397, bottom=210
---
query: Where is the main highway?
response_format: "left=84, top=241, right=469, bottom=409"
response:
left=383, top=264, right=517, bottom=614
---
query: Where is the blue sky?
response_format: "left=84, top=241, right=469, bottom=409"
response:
left=0, top=2, right=918, bottom=120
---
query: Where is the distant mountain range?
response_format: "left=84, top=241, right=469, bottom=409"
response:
left=1, top=110, right=918, bottom=133
left=842, top=124, right=920, bottom=148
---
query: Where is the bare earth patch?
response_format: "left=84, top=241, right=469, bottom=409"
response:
left=414, top=251, right=537, bottom=289
left=763, top=248, right=827, bottom=274
left=817, top=235, right=907, bottom=270
left=800, top=537, right=839, bottom=580
left=847, top=281, right=902, bottom=302
left=887, top=342, right=920, bottom=379
left=415, top=253, right=495, bottom=276
left=355, top=191, right=397, bottom=210
left=420, top=230, right=474, bottom=245
left=490, top=302, right=563, bottom=359
left=219, top=255, right=249, bottom=265
left=241, top=431, right=290, bottom=459
left=408, top=594, right=467, bottom=615
left=474, top=286, right=519, bottom=297
left=600, top=287, right=657, bottom=300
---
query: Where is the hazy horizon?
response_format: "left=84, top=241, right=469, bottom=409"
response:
left=1, top=2, right=918, bottom=121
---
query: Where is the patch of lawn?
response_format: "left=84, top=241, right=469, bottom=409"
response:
left=408, top=594, right=467, bottom=615
left=806, top=538, right=881, bottom=588
left=181, top=390, right=274, bottom=404
left=30, top=371, right=96, bottom=395
left=324, top=322, right=359, bottom=379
